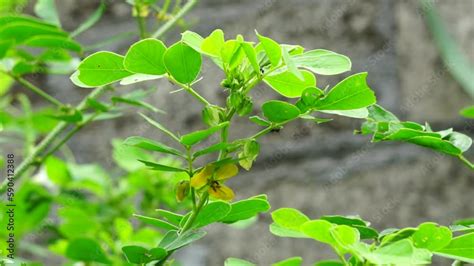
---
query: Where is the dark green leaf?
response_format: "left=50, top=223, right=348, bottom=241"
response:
left=193, top=201, right=231, bottom=229
left=180, top=122, right=229, bottom=146
left=221, top=198, right=270, bottom=223
left=262, top=100, right=300, bottom=123
left=315, top=72, right=376, bottom=110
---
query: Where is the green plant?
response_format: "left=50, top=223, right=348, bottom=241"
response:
left=66, top=28, right=473, bottom=265
left=226, top=208, right=474, bottom=265
left=0, top=0, right=198, bottom=193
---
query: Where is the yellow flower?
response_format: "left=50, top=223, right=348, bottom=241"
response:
left=209, top=181, right=235, bottom=201
left=190, top=163, right=239, bottom=201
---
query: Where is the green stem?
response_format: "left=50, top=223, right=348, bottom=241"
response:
left=180, top=192, right=209, bottom=233
left=13, top=76, right=64, bottom=108
left=135, top=4, right=147, bottom=39
left=168, top=76, right=210, bottom=105
left=151, top=0, right=198, bottom=38
left=0, top=86, right=109, bottom=194
left=41, top=113, right=100, bottom=160
left=458, top=155, right=474, bottom=170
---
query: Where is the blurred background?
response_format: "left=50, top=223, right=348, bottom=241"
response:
left=1, top=0, right=473, bottom=265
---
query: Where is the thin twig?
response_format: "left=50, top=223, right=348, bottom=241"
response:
left=13, top=76, right=64, bottom=108
left=151, top=0, right=198, bottom=38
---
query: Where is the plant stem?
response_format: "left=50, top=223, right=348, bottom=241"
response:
left=168, top=76, right=210, bottom=105
left=151, top=0, right=198, bottom=38
left=13, top=76, right=64, bottom=108
left=458, top=155, right=474, bottom=170
left=135, top=4, right=147, bottom=39
left=41, top=113, right=100, bottom=160
left=0, top=86, right=109, bottom=194
left=180, top=192, right=208, bottom=233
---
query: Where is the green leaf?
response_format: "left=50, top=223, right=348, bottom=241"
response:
left=181, top=30, right=204, bottom=52
left=45, top=156, right=71, bottom=186
left=23, top=35, right=81, bottom=52
left=256, top=32, right=281, bottom=67
left=301, top=220, right=336, bottom=245
left=201, top=29, right=225, bottom=57
left=272, top=257, right=302, bottom=266
left=411, top=222, right=452, bottom=251
left=133, top=214, right=179, bottom=230
left=0, top=21, right=67, bottom=43
left=72, top=51, right=132, bottom=87
left=320, top=215, right=378, bottom=239
left=122, top=246, right=167, bottom=264
left=282, top=46, right=304, bottom=80
left=460, top=106, right=474, bottom=119
left=315, top=72, right=376, bottom=110
left=34, top=0, right=61, bottom=27
left=367, top=104, right=399, bottom=122
left=320, top=215, right=367, bottom=226
left=0, top=40, right=13, bottom=59
left=263, top=70, right=316, bottom=98
left=124, top=38, right=167, bottom=75
left=221, top=198, right=270, bottom=223
left=262, top=100, right=300, bottom=123
left=71, top=1, right=105, bottom=37
left=180, top=122, right=229, bottom=146
left=159, top=229, right=207, bottom=251
left=269, top=223, right=310, bottom=239
left=86, top=98, right=108, bottom=112
left=241, top=42, right=260, bottom=75
left=221, top=40, right=245, bottom=69
left=319, top=108, right=369, bottom=119
left=362, top=239, right=432, bottom=265
left=292, top=49, right=351, bottom=75
left=238, top=139, right=260, bottom=170
left=155, top=209, right=184, bottom=226
left=192, top=201, right=231, bottom=229
left=271, top=208, right=310, bottom=232
left=66, top=238, right=111, bottom=264
left=249, top=115, right=271, bottom=126
left=139, top=113, right=181, bottom=142
left=405, top=136, right=462, bottom=156
left=380, top=227, right=418, bottom=247
left=137, top=159, right=187, bottom=172
left=330, top=224, right=360, bottom=249
left=111, top=96, right=163, bottom=113
left=164, top=41, right=202, bottom=84
left=124, top=136, right=183, bottom=157
left=225, top=258, right=256, bottom=266
left=49, top=108, right=83, bottom=123
left=435, top=232, right=474, bottom=263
